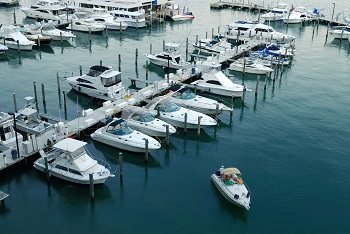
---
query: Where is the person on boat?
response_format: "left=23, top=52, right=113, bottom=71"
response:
left=219, top=166, right=224, bottom=178
left=51, top=132, right=57, bottom=143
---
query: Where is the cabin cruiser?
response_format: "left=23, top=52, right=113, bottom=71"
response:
left=15, top=97, right=55, bottom=136
left=172, top=12, right=195, bottom=21
left=166, top=85, right=232, bottom=115
left=191, top=57, right=247, bottom=98
left=283, top=6, right=312, bottom=24
left=121, top=105, right=176, bottom=137
left=329, top=25, right=350, bottom=39
left=66, top=12, right=106, bottom=32
left=192, top=35, right=232, bottom=54
left=229, top=58, right=273, bottom=75
left=261, top=44, right=294, bottom=57
left=0, top=26, right=36, bottom=51
left=145, top=96, right=217, bottom=129
left=87, top=8, right=128, bottom=31
left=261, top=3, right=289, bottom=21
left=0, top=112, right=23, bottom=152
left=211, top=167, right=251, bottom=210
left=66, top=65, right=127, bottom=101
left=144, top=43, right=191, bottom=70
left=36, top=23, right=76, bottom=40
left=226, top=21, right=296, bottom=43
left=23, top=31, right=52, bottom=45
left=110, top=9, right=147, bottom=28
left=22, top=0, right=73, bottom=21
left=91, top=118, right=161, bottom=153
left=34, top=138, right=113, bottom=184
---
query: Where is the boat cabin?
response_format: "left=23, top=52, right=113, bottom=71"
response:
left=86, top=65, right=122, bottom=87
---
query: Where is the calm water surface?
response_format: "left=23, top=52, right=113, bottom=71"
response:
left=0, top=0, right=350, bottom=233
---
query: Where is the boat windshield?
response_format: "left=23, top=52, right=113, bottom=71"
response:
left=173, top=89, right=196, bottom=100
left=132, top=112, right=155, bottom=122
left=107, top=121, right=133, bottom=135
left=159, top=101, right=180, bottom=112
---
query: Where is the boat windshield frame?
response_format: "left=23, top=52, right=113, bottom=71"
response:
left=159, top=101, right=180, bottom=113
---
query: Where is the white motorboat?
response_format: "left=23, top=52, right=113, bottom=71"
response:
left=262, top=44, right=294, bottom=57
left=0, top=112, right=23, bottom=150
left=91, top=118, right=161, bottom=153
left=0, top=0, right=19, bottom=6
left=145, top=96, right=217, bottom=129
left=24, top=31, right=53, bottom=45
left=261, top=3, right=289, bottom=21
left=172, top=12, right=195, bottom=21
left=329, top=25, right=350, bottom=40
left=283, top=9, right=312, bottom=24
left=229, top=58, right=273, bottom=75
left=88, top=8, right=129, bottom=31
left=166, top=85, right=232, bottom=115
left=36, top=23, right=76, bottom=40
left=192, top=35, right=232, bottom=54
left=66, top=12, right=106, bottom=32
left=144, top=43, right=191, bottom=70
left=121, top=105, right=176, bottom=138
left=0, top=26, right=36, bottom=51
left=110, top=9, right=147, bottom=28
left=15, top=96, right=55, bottom=136
left=226, top=21, right=296, bottom=43
left=22, top=0, right=73, bottom=21
left=0, top=44, right=8, bottom=55
left=66, top=65, right=127, bottom=101
left=191, top=57, right=247, bottom=98
left=33, top=138, right=113, bottom=184
left=211, top=167, right=251, bottom=210
left=250, top=52, right=291, bottom=66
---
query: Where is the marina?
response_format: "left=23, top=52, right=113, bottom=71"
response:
left=1, top=0, right=350, bottom=233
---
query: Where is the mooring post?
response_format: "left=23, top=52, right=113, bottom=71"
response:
left=17, top=40, right=20, bottom=55
left=157, top=106, right=160, bottom=118
left=89, top=28, right=91, bottom=44
left=206, top=31, right=208, bottom=39
left=60, top=31, right=63, bottom=44
left=242, top=58, right=246, bottom=85
left=230, top=95, right=234, bottom=118
left=217, top=26, right=220, bottom=34
left=13, top=93, right=17, bottom=113
left=197, top=116, right=202, bottom=138
left=150, top=43, right=152, bottom=54
left=89, top=173, right=94, bottom=200
left=255, top=75, right=260, bottom=97
left=13, top=7, right=16, bottom=24
left=144, top=138, right=149, bottom=163
left=105, top=26, right=108, bottom=38
left=119, top=21, right=122, bottom=33
left=57, top=72, right=61, bottom=97
left=41, top=83, right=46, bottom=107
left=163, top=39, right=165, bottom=51
left=215, top=103, right=219, bottom=121
left=100, top=60, right=102, bottom=66
left=196, top=35, right=198, bottom=44
left=146, top=61, right=149, bottom=80
left=33, top=82, right=38, bottom=103
left=63, top=90, right=67, bottom=116
left=79, top=65, right=82, bottom=76
left=37, top=35, right=41, bottom=48
left=212, top=28, right=214, bottom=38
left=118, top=54, right=121, bottom=72
left=186, top=38, right=188, bottom=59
left=119, top=152, right=123, bottom=179
left=135, top=48, right=138, bottom=65
left=165, top=125, right=170, bottom=147
left=264, top=73, right=268, bottom=90
left=184, top=113, right=187, bottom=133
left=44, top=156, right=50, bottom=181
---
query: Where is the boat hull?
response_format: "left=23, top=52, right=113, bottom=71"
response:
left=229, top=64, right=273, bottom=75
left=191, top=81, right=244, bottom=98
left=147, top=56, right=190, bottom=70
left=5, top=41, right=34, bottom=51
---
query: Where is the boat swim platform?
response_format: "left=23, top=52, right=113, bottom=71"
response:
left=0, top=191, right=9, bottom=205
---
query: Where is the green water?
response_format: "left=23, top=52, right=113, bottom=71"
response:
left=1, top=0, right=350, bottom=233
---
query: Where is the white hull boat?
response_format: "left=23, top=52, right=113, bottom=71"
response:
left=261, top=3, right=289, bottom=21
left=121, top=105, right=176, bottom=137
left=283, top=7, right=312, bottom=24
left=0, top=27, right=36, bottom=51
left=229, top=59, right=274, bottom=75
left=66, top=19, right=106, bottom=32
left=66, top=65, right=127, bottom=101
left=172, top=12, right=195, bottom=21
left=192, top=35, right=232, bottom=54
left=86, top=8, right=128, bottom=31
left=91, top=118, right=161, bottom=153
left=146, top=97, right=217, bottom=129
left=329, top=25, right=350, bottom=39
left=22, top=0, right=73, bottom=21
left=37, top=24, right=76, bottom=40
left=34, top=138, right=113, bottom=184
left=145, top=42, right=191, bottom=70
left=110, top=9, right=147, bottom=28
left=211, top=167, right=251, bottom=210
left=167, top=85, right=232, bottom=115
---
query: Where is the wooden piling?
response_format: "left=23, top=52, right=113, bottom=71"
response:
left=212, top=28, right=214, bottom=38
left=144, top=138, right=149, bottom=163
left=63, top=90, right=67, bottom=116
left=37, top=35, right=41, bottom=48
left=242, top=87, right=246, bottom=105
left=135, top=48, right=138, bottom=65
left=242, top=58, right=246, bottom=85
left=150, top=43, right=152, bottom=54
left=165, top=125, right=170, bottom=147
left=33, top=82, right=38, bottom=102
left=146, top=61, right=149, bottom=80
left=184, top=113, right=187, bottom=133
left=13, top=93, right=17, bottom=113
left=56, top=72, right=61, bottom=98
left=89, top=28, right=91, bottom=44
left=89, top=173, right=94, bottom=200
left=41, top=83, right=46, bottom=107
left=79, top=65, right=82, bottom=76
left=118, top=54, right=121, bottom=72
left=197, top=116, right=202, bottom=138
left=215, top=104, right=219, bottom=121
left=196, top=35, right=198, bottom=44
left=264, top=73, right=268, bottom=90
left=44, top=156, right=50, bottom=181
left=119, top=21, right=122, bottom=33
left=163, top=39, right=165, bottom=51
left=60, top=31, right=63, bottom=44
left=185, top=38, right=188, bottom=59
left=17, top=40, right=20, bottom=55
left=255, top=75, right=260, bottom=97
left=119, top=152, right=123, bottom=179
left=13, top=8, right=16, bottom=24
left=206, top=31, right=208, bottom=39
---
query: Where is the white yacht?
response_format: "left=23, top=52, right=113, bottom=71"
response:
left=109, top=9, right=147, bottom=28
left=66, top=65, right=127, bottom=101
left=229, top=58, right=274, bottom=75
left=261, top=3, right=289, bottom=21
left=0, top=112, right=23, bottom=151
left=191, top=57, right=247, bottom=98
left=172, top=12, right=195, bottom=21
left=283, top=7, right=312, bottom=24
left=211, top=167, right=251, bottom=210
left=15, top=97, right=55, bottom=136
left=22, top=0, right=73, bottom=21
left=144, top=43, right=191, bottom=70
left=329, top=25, right=350, bottom=40
left=0, top=26, right=36, bottom=51
left=226, top=21, right=296, bottom=43
left=166, top=85, right=232, bottom=115
left=34, top=138, right=113, bottom=184
left=35, top=23, right=76, bottom=40
left=145, top=96, right=217, bottom=129
left=121, top=105, right=176, bottom=138
left=192, top=35, right=232, bottom=54
left=88, top=8, right=128, bottom=31
left=66, top=12, right=106, bottom=32
left=91, top=118, right=161, bottom=153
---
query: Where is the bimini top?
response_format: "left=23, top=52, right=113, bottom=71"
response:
left=106, top=118, right=125, bottom=126
left=222, top=167, right=241, bottom=175
left=53, top=138, right=87, bottom=152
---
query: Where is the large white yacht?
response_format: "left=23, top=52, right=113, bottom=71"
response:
left=34, top=138, right=114, bottom=184
left=0, top=26, right=36, bottom=51
left=0, top=112, right=23, bottom=151
left=66, top=65, right=127, bottom=101
left=87, top=8, right=129, bottom=31
left=22, top=0, right=73, bottom=21
left=66, top=12, right=106, bottom=32
left=261, top=3, right=289, bottom=21
left=91, top=118, right=161, bottom=153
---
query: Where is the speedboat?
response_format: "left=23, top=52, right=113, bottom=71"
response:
left=250, top=51, right=291, bottom=66
left=144, top=43, right=191, bottom=70
left=261, top=44, right=294, bottom=57
left=172, top=12, right=195, bottom=21
left=36, top=23, right=76, bottom=41
left=15, top=96, right=54, bottom=136
left=121, top=105, right=176, bottom=137
left=91, top=118, right=161, bottom=153
left=0, top=112, right=23, bottom=150
left=229, top=58, right=273, bottom=75
left=66, top=65, right=127, bottom=101
left=145, top=96, right=217, bottom=129
left=211, top=167, right=251, bottom=210
left=261, top=3, right=289, bottom=21
left=0, top=26, right=36, bottom=51
left=283, top=8, right=312, bottom=24
left=33, top=138, right=114, bottom=184
left=329, top=25, right=350, bottom=40
left=192, top=35, right=232, bottom=54
left=0, top=44, right=8, bottom=55
left=24, top=31, right=52, bottom=45
left=191, top=57, right=247, bottom=98
left=226, top=21, right=296, bottom=43
left=88, top=8, right=129, bottom=31
left=166, top=85, right=232, bottom=115
left=66, top=12, right=106, bottom=32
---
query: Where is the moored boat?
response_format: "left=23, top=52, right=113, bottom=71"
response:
left=172, top=12, right=195, bottom=21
